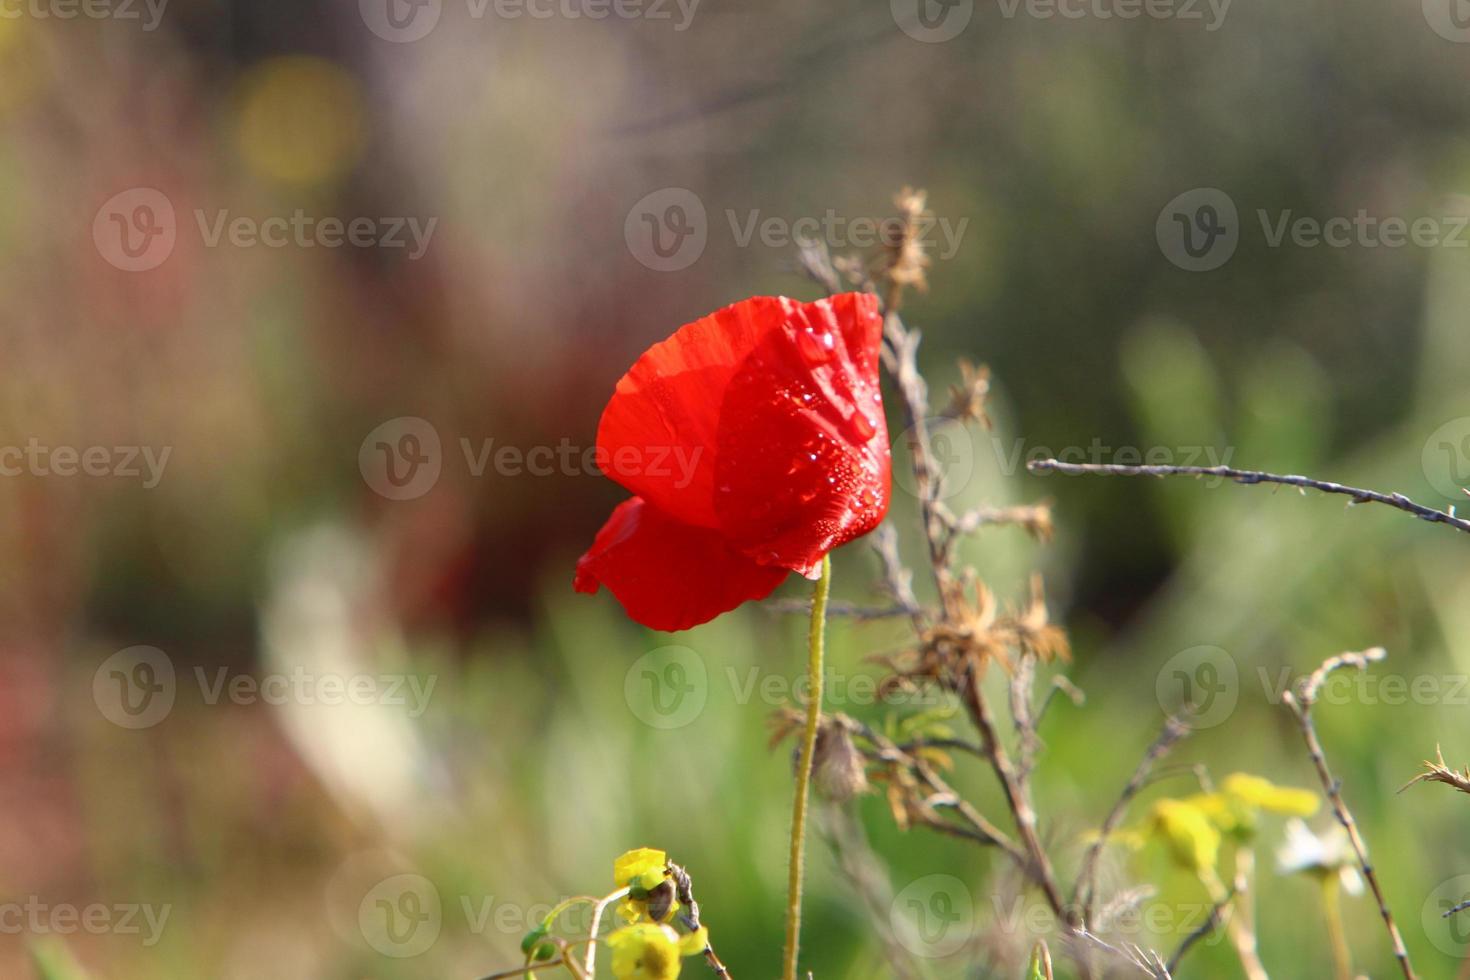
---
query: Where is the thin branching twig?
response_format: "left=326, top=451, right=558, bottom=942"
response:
left=1074, top=717, right=1190, bottom=925
left=1027, top=459, right=1470, bottom=536
left=1165, top=884, right=1235, bottom=974
left=1075, top=929, right=1173, bottom=979
left=1283, top=648, right=1417, bottom=980
left=1402, top=745, right=1470, bottom=796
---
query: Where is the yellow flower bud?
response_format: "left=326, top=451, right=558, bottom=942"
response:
left=615, top=848, right=669, bottom=892
left=1148, top=799, right=1221, bottom=874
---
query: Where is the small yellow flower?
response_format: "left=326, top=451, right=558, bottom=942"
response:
left=1147, top=799, right=1221, bottom=874
left=614, top=848, right=679, bottom=924
left=608, top=924, right=684, bottom=980
left=615, top=848, right=669, bottom=892
left=1220, top=773, right=1318, bottom=816
left=1188, top=773, right=1318, bottom=838
left=679, top=926, right=709, bottom=955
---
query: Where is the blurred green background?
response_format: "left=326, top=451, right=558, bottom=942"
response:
left=4, top=0, right=1470, bottom=976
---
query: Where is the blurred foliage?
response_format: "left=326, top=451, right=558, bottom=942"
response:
left=2, top=0, right=1470, bottom=977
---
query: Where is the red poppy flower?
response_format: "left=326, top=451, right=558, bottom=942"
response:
left=574, top=293, right=891, bottom=631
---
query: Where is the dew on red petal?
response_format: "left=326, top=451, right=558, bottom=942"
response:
left=699, top=295, right=891, bottom=572
left=846, top=411, right=877, bottom=442
left=795, top=328, right=836, bottom=365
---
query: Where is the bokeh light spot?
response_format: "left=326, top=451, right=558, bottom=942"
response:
left=233, top=56, right=365, bottom=186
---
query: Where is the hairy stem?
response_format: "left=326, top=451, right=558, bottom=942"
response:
left=782, top=554, right=832, bottom=980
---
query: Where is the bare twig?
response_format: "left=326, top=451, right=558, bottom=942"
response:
left=1283, top=648, right=1416, bottom=980
left=805, top=197, right=1079, bottom=963
left=819, top=805, right=920, bottom=980
left=670, top=862, right=732, bottom=978
left=1401, top=745, right=1470, bottom=795
left=894, top=736, right=987, bottom=759
left=1165, top=884, right=1235, bottom=974
left=941, top=501, right=1054, bottom=543
left=1035, top=675, right=1086, bottom=729
left=1027, top=459, right=1470, bottom=536
left=845, top=714, right=1026, bottom=864
left=1073, top=717, right=1189, bottom=925
left=870, top=522, right=923, bottom=622
left=1442, top=898, right=1470, bottom=919
left=960, top=664, right=1070, bottom=924
left=582, top=887, right=628, bottom=977
left=874, top=251, right=1073, bottom=929
left=1009, top=653, right=1043, bottom=780
left=1141, top=762, right=1215, bottom=795
left=476, top=959, right=568, bottom=979
left=1075, top=929, right=1173, bottom=978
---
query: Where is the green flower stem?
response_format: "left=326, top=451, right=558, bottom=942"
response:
left=1321, top=876, right=1352, bottom=980
left=782, top=554, right=831, bottom=980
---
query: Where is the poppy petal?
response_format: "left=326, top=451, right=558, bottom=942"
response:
left=574, top=496, right=789, bottom=631
left=713, top=292, right=891, bottom=573
left=596, top=296, right=843, bottom=529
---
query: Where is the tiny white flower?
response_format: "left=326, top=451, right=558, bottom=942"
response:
left=1275, top=818, right=1363, bottom=896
